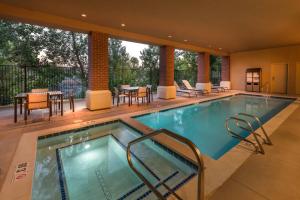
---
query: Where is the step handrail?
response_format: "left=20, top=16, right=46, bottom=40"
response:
left=236, top=113, right=272, bottom=145
left=225, top=117, right=265, bottom=154
left=126, top=128, right=205, bottom=200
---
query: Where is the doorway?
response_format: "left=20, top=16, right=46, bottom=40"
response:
left=270, top=63, right=288, bottom=94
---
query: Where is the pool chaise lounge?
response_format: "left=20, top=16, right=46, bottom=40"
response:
left=182, top=80, right=209, bottom=95
left=174, top=81, right=196, bottom=97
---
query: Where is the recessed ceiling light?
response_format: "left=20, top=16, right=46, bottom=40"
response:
left=81, top=13, right=87, bottom=18
left=184, top=39, right=188, bottom=42
left=219, top=47, right=222, bottom=50
left=168, top=35, right=172, bottom=38
left=121, top=23, right=126, bottom=27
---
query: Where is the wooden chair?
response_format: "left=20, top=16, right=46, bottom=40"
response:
left=113, top=87, right=127, bottom=106
left=68, top=90, right=75, bottom=112
left=136, top=87, right=147, bottom=105
left=146, top=85, right=153, bottom=102
left=31, top=88, right=49, bottom=93
left=24, top=93, right=52, bottom=122
left=120, top=84, right=130, bottom=96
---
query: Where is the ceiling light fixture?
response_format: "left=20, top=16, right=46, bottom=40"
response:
left=121, top=23, right=126, bottom=27
left=81, top=13, right=87, bottom=18
left=184, top=39, right=188, bottom=42
left=168, top=35, right=172, bottom=38
left=219, top=47, right=222, bottom=50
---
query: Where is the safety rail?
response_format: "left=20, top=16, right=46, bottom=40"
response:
left=236, top=113, right=272, bottom=145
left=261, top=82, right=271, bottom=99
left=226, top=117, right=265, bottom=154
left=225, top=113, right=272, bottom=154
left=126, top=128, right=205, bottom=200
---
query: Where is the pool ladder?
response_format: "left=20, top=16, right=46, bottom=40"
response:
left=126, top=128, right=205, bottom=200
left=225, top=113, right=272, bottom=154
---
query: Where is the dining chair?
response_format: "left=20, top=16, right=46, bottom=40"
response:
left=68, top=89, right=75, bottom=112
left=24, top=93, right=52, bottom=122
left=146, top=85, right=153, bottom=102
left=114, top=87, right=127, bottom=106
left=120, top=85, right=130, bottom=96
left=136, top=87, right=147, bottom=105
left=31, top=88, right=49, bottom=93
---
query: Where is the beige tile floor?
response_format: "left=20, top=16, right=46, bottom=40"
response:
left=0, top=93, right=215, bottom=189
left=0, top=92, right=299, bottom=200
left=210, top=103, right=300, bottom=200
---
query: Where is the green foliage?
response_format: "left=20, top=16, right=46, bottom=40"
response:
left=174, top=50, right=198, bottom=86
left=210, top=55, right=222, bottom=84
left=0, top=19, right=222, bottom=105
left=139, top=45, right=159, bottom=88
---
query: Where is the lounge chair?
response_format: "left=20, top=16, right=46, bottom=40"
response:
left=182, top=80, right=209, bottom=95
left=174, top=81, right=196, bottom=97
left=211, top=85, right=225, bottom=93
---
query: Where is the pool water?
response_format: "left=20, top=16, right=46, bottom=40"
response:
left=32, top=122, right=197, bottom=200
left=135, top=94, right=294, bottom=159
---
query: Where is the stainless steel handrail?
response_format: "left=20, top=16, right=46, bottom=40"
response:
left=225, top=117, right=265, bottom=154
left=126, top=128, right=205, bottom=200
left=236, top=113, right=272, bottom=145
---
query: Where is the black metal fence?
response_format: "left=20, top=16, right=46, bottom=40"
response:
left=0, top=65, right=87, bottom=105
left=211, top=70, right=221, bottom=85
left=174, top=69, right=197, bottom=87
left=0, top=65, right=222, bottom=105
left=109, top=67, right=160, bottom=90
left=175, top=69, right=221, bottom=86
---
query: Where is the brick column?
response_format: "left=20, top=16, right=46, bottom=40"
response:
left=196, top=52, right=211, bottom=92
left=157, top=46, right=176, bottom=99
left=86, top=31, right=111, bottom=110
left=220, top=56, right=231, bottom=89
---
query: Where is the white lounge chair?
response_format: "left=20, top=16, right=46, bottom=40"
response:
left=182, top=80, right=209, bottom=95
left=174, top=81, right=196, bottom=97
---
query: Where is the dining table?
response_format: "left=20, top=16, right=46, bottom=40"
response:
left=122, top=87, right=139, bottom=106
left=14, top=91, right=64, bottom=123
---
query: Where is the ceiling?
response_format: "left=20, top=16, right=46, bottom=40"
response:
left=1, top=0, right=300, bottom=53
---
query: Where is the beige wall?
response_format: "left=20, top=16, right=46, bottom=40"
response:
left=230, top=45, right=300, bottom=95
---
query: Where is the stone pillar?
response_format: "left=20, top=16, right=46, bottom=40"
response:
left=86, top=31, right=112, bottom=110
left=157, top=45, right=176, bottom=99
left=196, top=52, right=211, bottom=92
left=220, top=56, right=231, bottom=89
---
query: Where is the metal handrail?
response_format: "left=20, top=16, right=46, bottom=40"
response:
left=126, top=128, right=205, bottom=200
left=225, top=117, right=265, bottom=154
left=236, top=113, right=272, bottom=145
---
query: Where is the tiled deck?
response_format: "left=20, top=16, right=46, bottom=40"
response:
left=0, top=93, right=225, bottom=189
left=210, top=101, right=300, bottom=200
left=0, top=92, right=299, bottom=200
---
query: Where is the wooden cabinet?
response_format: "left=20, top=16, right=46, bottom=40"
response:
left=245, top=68, right=261, bottom=92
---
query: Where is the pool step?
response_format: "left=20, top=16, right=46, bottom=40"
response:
left=112, top=132, right=196, bottom=200
left=118, top=171, right=179, bottom=200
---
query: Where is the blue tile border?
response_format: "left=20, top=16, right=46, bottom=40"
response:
left=117, top=182, right=145, bottom=200
left=136, top=171, right=179, bottom=200
left=55, top=149, right=68, bottom=200
left=38, top=119, right=119, bottom=140
left=132, top=93, right=295, bottom=119
left=37, top=118, right=200, bottom=200
left=111, top=134, right=197, bottom=200
left=121, top=121, right=198, bottom=170
left=111, top=134, right=161, bottom=181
